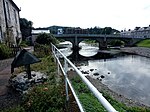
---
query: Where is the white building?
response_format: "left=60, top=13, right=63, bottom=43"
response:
left=31, top=29, right=50, bottom=44
left=0, top=0, right=22, bottom=45
left=32, top=29, right=50, bottom=34
left=57, top=28, right=63, bottom=35
left=131, top=27, right=150, bottom=38
left=120, top=26, right=150, bottom=38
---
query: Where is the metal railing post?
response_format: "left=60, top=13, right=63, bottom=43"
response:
left=53, top=45, right=57, bottom=63
left=64, top=59, right=69, bottom=101
left=57, top=63, right=60, bottom=75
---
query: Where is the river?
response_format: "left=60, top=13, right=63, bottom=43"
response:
left=59, top=41, right=150, bottom=106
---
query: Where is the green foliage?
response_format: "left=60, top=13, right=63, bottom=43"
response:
left=71, top=76, right=150, bottom=112
left=36, top=33, right=58, bottom=45
left=136, top=39, right=150, bottom=47
left=31, top=56, right=55, bottom=74
left=71, top=76, right=106, bottom=112
left=1, top=106, right=25, bottom=112
left=0, top=44, right=12, bottom=60
left=88, top=26, right=120, bottom=34
left=22, top=84, right=65, bottom=112
left=21, top=55, right=65, bottom=112
left=110, top=40, right=125, bottom=46
left=34, top=43, right=51, bottom=58
left=20, top=41, right=29, bottom=47
left=83, top=39, right=97, bottom=44
left=2, top=52, right=65, bottom=112
left=79, top=93, right=106, bottom=112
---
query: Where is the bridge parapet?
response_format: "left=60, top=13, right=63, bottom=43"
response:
left=54, top=34, right=133, bottom=38
left=54, top=34, right=144, bottom=49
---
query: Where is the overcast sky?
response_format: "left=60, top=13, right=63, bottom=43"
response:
left=13, top=0, right=150, bottom=31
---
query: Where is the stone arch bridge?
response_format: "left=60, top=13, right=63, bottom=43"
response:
left=54, top=34, right=143, bottom=50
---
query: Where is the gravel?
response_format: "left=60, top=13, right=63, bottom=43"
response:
left=120, top=47, right=150, bottom=58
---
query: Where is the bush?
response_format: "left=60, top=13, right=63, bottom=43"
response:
left=22, top=84, right=65, bottom=112
left=1, top=106, right=25, bottom=112
left=22, top=55, right=65, bottom=112
left=0, top=44, right=12, bottom=60
left=36, top=33, right=58, bottom=45
left=20, top=41, right=29, bottom=47
left=110, top=40, right=125, bottom=47
left=34, top=43, right=51, bottom=58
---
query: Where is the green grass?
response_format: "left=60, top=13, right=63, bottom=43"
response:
left=1, top=53, right=66, bottom=112
left=71, top=76, right=107, bottom=112
left=136, top=39, right=150, bottom=47
left=71, top=76, right=150, bottom=112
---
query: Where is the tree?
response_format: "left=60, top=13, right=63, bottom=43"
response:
left=88, top=27, right=120, bottom=35
left=36, top=33, right=58, bottom=45
left=110, top=40, right=125, bottom=46
left=102, top=27, right=113, bottom=34
left=134, top=27, right=140, bottom=31
left=19, top=18, right=33, bottom=40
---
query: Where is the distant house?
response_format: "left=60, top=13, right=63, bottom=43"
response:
left=0, top=0, right=22, bottom=45
left=31, top=29, right=50, bottom=35
left=120, top=26, right=150, bottom=38
left=57, top=28, right=63, bottom=35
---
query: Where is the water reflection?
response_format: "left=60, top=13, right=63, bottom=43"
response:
left=58, top=41, right=150, bottom=106
left=59, top=42, right=99, bottom=57
left=59, top=41, right=72, bottom=57
left=79, top=42, right=99, bottom=57
left=79, top=56, right=150, bottom=106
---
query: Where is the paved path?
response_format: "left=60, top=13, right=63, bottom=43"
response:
left=0, top=66, right=11, bottom=96
left=0, top=58, right=21, bottom=110
left=0, top=47, right=34, bottom=110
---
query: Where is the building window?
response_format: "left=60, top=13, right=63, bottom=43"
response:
left=0, top=26, right=2, bottom=40
left=14, top=9, right=17, bottom=24
left=6, top=2, right=10, bottom=20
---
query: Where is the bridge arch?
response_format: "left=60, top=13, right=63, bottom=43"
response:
left=54, top=34, right=144, bottom=50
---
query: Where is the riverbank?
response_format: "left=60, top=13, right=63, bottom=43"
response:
left=120, top=47, right=150, bottom=58
left=85, top=47, right=150, bottom=108
left=86, top=76, right=149, bottom=108
left=68, top=69, right=150, bottom=111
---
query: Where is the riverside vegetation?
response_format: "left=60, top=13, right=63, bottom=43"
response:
left=1, top=33, right=65, bottom=112
left=69, top=73, right=150, bottom=112
left=1, top=44, right=66, bottom=112
left=1, top=35, right=150, bottom=112
left=136, top=39, right=150, bottom=47
left=0, top=43, right=12, bottom=60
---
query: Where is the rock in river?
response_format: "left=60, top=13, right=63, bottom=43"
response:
left=93, top=72, right=99, bottom=76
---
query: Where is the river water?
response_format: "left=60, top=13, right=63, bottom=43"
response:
left=59, top=41, right=150, bottom=106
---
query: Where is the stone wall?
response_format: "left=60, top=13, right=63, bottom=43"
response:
left=0, top=0, right=6, bottom=42
left=0, top=0, right=22, bottom=45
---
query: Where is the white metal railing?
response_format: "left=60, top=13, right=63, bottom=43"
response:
left=51, top=43, right=118, bottom=112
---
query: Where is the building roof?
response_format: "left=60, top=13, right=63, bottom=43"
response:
left=32, top=30, right=50, bottom=34
left=146, top=27, right=150, bottom=30
left=10, top=0, right=21, bottom=11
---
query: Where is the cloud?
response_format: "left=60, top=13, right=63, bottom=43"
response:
left=13, top=0, right=150, bottom=30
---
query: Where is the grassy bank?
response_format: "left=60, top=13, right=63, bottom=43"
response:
left=136, top=39, right=150, bottom=47
left=1, top=46, right=66, bottom=112
left=83, top=39, right=98, bottom=46
left=70, top=75, right=150, bottom=112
